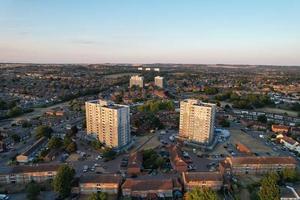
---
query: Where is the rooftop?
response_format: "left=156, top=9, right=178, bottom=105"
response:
left=227, top=156, right=296, bottom=165
left=183, top=171, right=223, bottom=182
left=122, top=177, right=173, bottom=191
left=22, top=137, right=47, bottom=156
left=0, top=164, right=60, bottom=174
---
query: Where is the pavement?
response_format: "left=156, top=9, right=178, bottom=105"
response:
left=9, top=191, right=56, bottom=200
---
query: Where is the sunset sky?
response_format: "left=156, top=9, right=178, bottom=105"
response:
left=1, top=0, right=300, bottom=65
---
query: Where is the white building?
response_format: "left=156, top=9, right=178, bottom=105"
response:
left=179, top=99, right=216, bottom=144
left=145, top=68, right=151, bottom=71
left=85, top=100, right=131, bottom=149
left=154, top=76, right=164, bottom=88
left=154, top=68, right=160, bottom=72
left=138, top=67, right=143, bottom=71
left=277, top=134, right=300, bottom=154
left=130, top=75, right=144, bottom=88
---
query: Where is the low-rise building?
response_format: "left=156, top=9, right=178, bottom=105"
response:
left=0, top=165, right=59, bottom=184
left=16, top=137, right=48, bottom=163
left=79, top=174, right=121, bottom=195
left=122, top=177, right=181, bottom=199
left=219, top=156, right=296, bottom=175
left=169, top=145, right=188, bottom=173
left=127, top=152, right=143, bottom=176
left=182, top=172, right=223, bottom=191
left=272, top=125, right=290, bottom=133
left=277, top=135, right=300, bottom=154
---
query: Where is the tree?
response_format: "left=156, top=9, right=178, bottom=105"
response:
left=258, top=173, right=280, bottom=200
left=6, top=106, right=23, bottom=117
left=88, top=192, right=107, bottom=200
left=66, top=142, right=77, bottom=153
left=281, top=168, right=298, bottom=182
left=53, top=165, right=75, bottom=198
left=220, top=119, right=230, bottom=127
left=11, top=134, right=21, bottom=143
left=103, top=147, right=117, bottom=161
left=186, top=187, right=218, bottom=200
left=48, top=137, right=62, bottom=149
left=26, top=181, right=40, bottom=200
left=257, top=115, right=267, bottom=124
left=22, top=121, right=32, bottom=128
left=69, top=125, right=78, bottom=136
left=35, top=125, right=53, bottom=139
left=224, top=104, right=231, bottom=110
left=203, top=87, right=219, bottom=95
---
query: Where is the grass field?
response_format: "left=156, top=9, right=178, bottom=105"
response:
left=255, top=107, right=298, bottom=117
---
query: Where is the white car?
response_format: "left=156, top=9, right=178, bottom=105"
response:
left=0, top=194, right=9, bottom=200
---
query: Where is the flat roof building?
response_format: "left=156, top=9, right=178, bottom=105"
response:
left=179, top=99, right=216, bottom=144
left=85, top=100, right=131, bottom=149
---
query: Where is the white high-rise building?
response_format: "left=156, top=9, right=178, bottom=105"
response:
left=85, top=100, right=131, bottom=149
left=179, top=99, right=216, bottom=144
left=154, top=76, right=164, bottom=88
left=130, top=75, right=144, bottom=88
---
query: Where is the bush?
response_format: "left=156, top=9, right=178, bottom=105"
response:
left=53, top=165, right=75, bottom=198
left=26, top=181, right=41, bottom=200
left=48, top=137, right=63, bottom=149
left=35, top=125, right=53, bottom=139
left=11, top=134, right=21, bottom=143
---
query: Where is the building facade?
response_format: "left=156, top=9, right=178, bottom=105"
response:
left=130, top=75, right=144, bottom=88
left=122, top=178, right=179, bottom=199
left=85, top=100, right=131, bottom=149
left=179, top=99, right=216, bottom=144
left=182, top=172, right=223, bottom=191
left=79, top=174, right=121, bottom=195
left=154, top=76, right=164, bottom=88
left=0, top=165, right=59, bottom=184
left=219, top=156, right=296, bottom=175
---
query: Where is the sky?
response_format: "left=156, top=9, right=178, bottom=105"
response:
left=0, top=0, right=300, bottom=65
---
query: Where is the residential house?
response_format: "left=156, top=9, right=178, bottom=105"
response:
left=79, top=174, right=121, bottom=195
left=182, top=172, right=223, bottom=191
left=168, top=145, right=188, bottom=173
left=272, top=125, right=290, bottom=134
left=16, top=137, right=48, bottom=163
left=122, top=177, right=181, bottom=199
left=0, top=165, right=59, bottom=184
left=219, top=156, right=296, bottom=175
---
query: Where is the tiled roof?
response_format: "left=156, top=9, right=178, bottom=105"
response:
left=80, top=174, right=121, bottom=184
left=183, top=172, right=223, bottom=182
left=228, top=156, right=296, bottom=165
left=10, top=164, right=60, bottom=173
